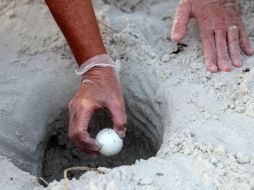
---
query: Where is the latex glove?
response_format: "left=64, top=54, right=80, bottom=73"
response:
left=172, top=0, right=254, bottom=72
left=68, top=58, right=127, bottom=154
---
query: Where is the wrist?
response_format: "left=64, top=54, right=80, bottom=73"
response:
left=81, top=67, right=115, bottom=81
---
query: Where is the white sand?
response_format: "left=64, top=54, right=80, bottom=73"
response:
left=0, top=0, right=254, bottom=189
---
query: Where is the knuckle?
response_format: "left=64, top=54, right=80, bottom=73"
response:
left=68, top=129, right=84, bottom=140
left=80, top=131, right=90, bottom=141
left=68, top=100, right=75, bottom=109
left=228, top=25, right=238, bottom=31
left=82, top=137, right=91, bottom=144
left=79, top=99, right=94, bottom=111
left=239, top=36, right=248, bottom=45
left=69, top=98, right=95, bottom=112
left=205, top=54, right=217, bottom=63
left=68, top=131, right=76, bottom=140
left=113, top=100, right=123, bottom=111
left=78, top=103, right=87, bottom=113
left=82, top=131, right=92, bottom=142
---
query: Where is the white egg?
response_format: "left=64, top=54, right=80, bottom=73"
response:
left=96, top=128, right=123, bottom=156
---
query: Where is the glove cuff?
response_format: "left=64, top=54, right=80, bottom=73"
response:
left=75, top=54, right=116, bottom=76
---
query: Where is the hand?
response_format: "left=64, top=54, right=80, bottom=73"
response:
left=172, top=0, right=254, bottom=72
left=68, top=67, right=127, bottom=154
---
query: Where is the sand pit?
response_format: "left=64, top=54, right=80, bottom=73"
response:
left=41, top=109, right=161, bottom=182
left=0, top=0, right=254, bottom=189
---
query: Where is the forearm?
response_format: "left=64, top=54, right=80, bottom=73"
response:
left=45, top=0, right=106, bottom=66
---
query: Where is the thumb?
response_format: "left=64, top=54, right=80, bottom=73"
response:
left=171, top=0, right=191, bottom=43
left=108, top=101, right=127, bottom=139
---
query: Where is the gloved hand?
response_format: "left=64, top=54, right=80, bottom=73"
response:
left=172, top=0, right=254, bottom=72
left=68, top=55, right=127, bottom=154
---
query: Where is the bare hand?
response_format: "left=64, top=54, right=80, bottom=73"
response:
left=68, top=67, right=127, bottom=154
left=172, top=0, right=254, bottom=72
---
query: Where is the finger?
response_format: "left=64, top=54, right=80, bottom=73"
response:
left=227, top=26, right=242, bottom=67
left=107, top=100, right=127, bottom=139
left=215, top=30, right=233, bottom=72
left=69, top=100, right=100, bottom=153
left=171, top=0, right=191, bottom=43
left=238, top=20, right=254, bottom=56
left=200, top=30, right=218, bottom=72
left=74, top=131, right=100, bottom=154
left=70, top=118, right=100, bottom=153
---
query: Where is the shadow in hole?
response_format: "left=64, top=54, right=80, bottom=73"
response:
left=41, top=109, right=158, bottom=182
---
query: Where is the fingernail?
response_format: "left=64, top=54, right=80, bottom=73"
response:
left=234, top=61, right=243, bottom=67
left=96, top=142, right=102, bottom=149
left=171, top=33, right=182, bottom=43
left=248, top=48, right=254, bottom=56
left=223, top=66, right=232, bottom=72
left=207, top=65, right=218, bottom=73
left=114, top=129, right=125, bottom=139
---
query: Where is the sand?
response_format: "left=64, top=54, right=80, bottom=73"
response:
left=0, top=0, right=254, bottom=189
left=41, top=110, right=158, bottom=182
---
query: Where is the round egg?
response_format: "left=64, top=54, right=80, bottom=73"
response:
left=96, top=128, right=123, bottom=156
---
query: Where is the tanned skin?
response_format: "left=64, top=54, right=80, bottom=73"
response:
left=45, top=0, right=106, bottom=66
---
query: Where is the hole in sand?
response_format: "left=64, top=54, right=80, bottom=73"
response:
left=41, top=107, right=162, bottom=182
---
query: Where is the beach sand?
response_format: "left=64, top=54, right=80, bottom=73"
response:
left=0, top=0, right=254, bottom=189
